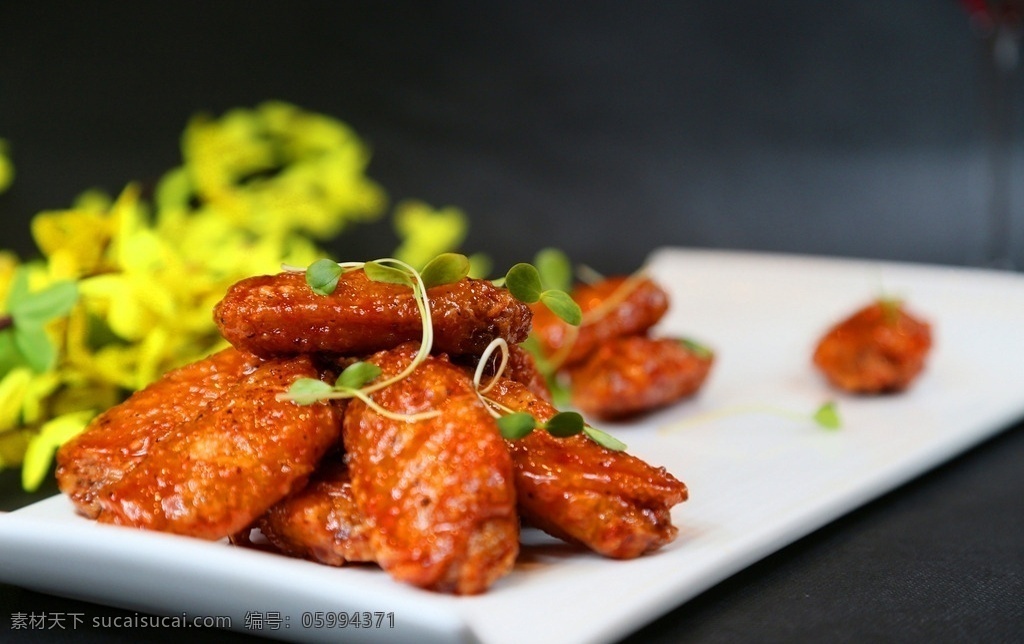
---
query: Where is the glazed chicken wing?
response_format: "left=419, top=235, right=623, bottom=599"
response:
left=95, top=356, right=342, bottom=540
left=530, top=275, right=669, bottom=368
left=485, top=377, right=688, bottom=558
left=570, top=336, right=714, bottom=420
left=214, top=270, right=531, bottom=359
left=813, top=300, right=932, bottom=394
left=256, top=456, right=375, bottom=566
left=56, top=347, right=264, bottom=518
left=343, top=344, right=518, bottom=595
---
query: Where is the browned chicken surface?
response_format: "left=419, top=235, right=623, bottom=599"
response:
left=813, top=300, right=932, bottom=394
left=94, top=356, right=342, bottom=540
left=529, top=275, right=669, bottom=368
left=343, top=344, right=519, bottom=595
left=214, top=270, right=532, bottom=359
left=570, top=336, right=714, bottom=420
left=56, top=347, right=264, bottom=518
left=256, top=456, right=376, bottom=566
left=484, top=377, right=688, bottom=559
left=56, top=260, right=692, bottom=595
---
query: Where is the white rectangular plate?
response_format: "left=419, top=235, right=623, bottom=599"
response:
left=3, top=248, right=1024, bottom=644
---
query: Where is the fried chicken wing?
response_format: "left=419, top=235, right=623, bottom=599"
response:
left=95, top=356, right=342, bottom=540
left=214, top=270, right=531, bottom=359
left=485, top=377, right=688, bottom=558
left=256, top=456, right=375, bottom=565
left=56, top=347, right=264, bottom=518
left=530, top=275, right=669, bottom=368
left=570, top=336, right=714, bottom=420
left=343, top=344, right=518, bottom=595
left=813, top=300, right=932, bottom=394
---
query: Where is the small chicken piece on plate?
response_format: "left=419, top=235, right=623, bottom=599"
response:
left=813, top=299, right=932, bottom=394
left=570, top=336, right=714, bottom=420
left=94, top=355, right=342, bottom=540
left=56, top=347, right=264, bottom=518
left=254, top=456, right=376, bottom=566
left=484, top=377, right=688, bottom=559
left=529, top=275, right=669, bottom=368
left=214, top=270, right=532, bottom=359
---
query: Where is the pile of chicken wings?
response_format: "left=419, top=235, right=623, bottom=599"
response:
left=56, top=267, right=693, bottom=595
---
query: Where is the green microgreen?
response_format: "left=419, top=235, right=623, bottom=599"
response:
left=493, top=408, right=625, bottom=450
left=363, top=260, right=415, bottom=288
left=472, top=337, right=626, bottom=451
left=496, top=412, right=536, bottom=439
left=539, top=290, right=583, bottom=326
left=336, top=361, right=383, bottom=390
left=0, top=268, right=79, bottom=374
left=504, top=263, right=543, bottom=302
left=285, top=378, right=335, bottom=405
left=879, top=296, right=902, bottom=325
left=812, top=400, right=842, bottom=430
left=282, top=362, right=439, bottom=424
left=544, top=411, right=585, bottom=437
left=305, top=258, right=344, bottom=296
left=420, top=252, right=471, bottom=289
left=661, top=400, right=843, bottom=434
left=284, top=256, right=447, bottom=422
left=504, top=262, right=582, bottom=326
left=583, top=426, right=628, bottom=451
left=534, top=247, right=573, bottom=293
left=680, top=338, right=714, bottom=360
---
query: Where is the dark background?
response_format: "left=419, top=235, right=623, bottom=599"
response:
left=2, top=2, right=1023, bottom=643
left=1, top=2, right=1021, bottom=273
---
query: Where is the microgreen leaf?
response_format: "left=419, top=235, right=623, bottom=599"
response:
left=680, top=338, right=713, bottom=360
left=8, top=281, right=78, bottom=324
left=13, top=325, right=55, bottom=373
left=420, top=253, right=470, bottom=289
left=813, top=401, right=841, bottom=430
left=539, top=290, right=583, bottom=326
left=336, top=361, right=382, bottom=390
left=504, top=263, right=543, bottom=303
left=543, top=411, right=585, bottom=437
left=535, top=247, right=573, bottom=292
left=364, top=261, right=413, bottom=287
left=305, top=259, right=343, bottom=296
left=879, top=297, right=902, bottom=325
left=583, top=426, right=627, bottom=451
left=285, top=378, right=335, bottom=405
left=497, top=412, right=536, bottom=439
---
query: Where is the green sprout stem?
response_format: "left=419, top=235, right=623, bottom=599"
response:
left=472, top=337, right=626, bottom=450
left=660, top=401, right=842, bottom=434
left=279, top=254, right=626, bottom=450
left=283, top=256, right=436, bottom=397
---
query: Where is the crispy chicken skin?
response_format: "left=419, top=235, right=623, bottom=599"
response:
left=56, top=347, right=264, bottom=518
left=257, top=456, right=375, bottom=565
left=570, top=336, right=713, bottom=420
left=530, top=275, right=669, bottom=368
left=94, top=356, right=342, bottom=540
left=813, top=300, right=932, bottom=394
left=343, top=344, right=518, bottom=595
left=213, top=270, right=531, bottom=359
left=485, top=377, right=688, bottom=559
